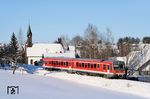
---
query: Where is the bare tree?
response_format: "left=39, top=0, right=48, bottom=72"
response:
left=105, top=28, right=115, bottom=58
left=54, top=35, right=70, bottom=52
left=17, top=27, right=25, bottom=47
left=69, top=24, right=115, bottom=59
left=84, top=24, right=99, bottom=58
left=17, top=28, right=26, bottom=63
left=70, top=35, right=83, bottom=46
left=70, top=35, right=84, bottom=58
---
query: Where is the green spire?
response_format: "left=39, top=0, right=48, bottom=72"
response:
left=27, top=25, right=32, bottom=37
left=27, top=24, right=33, bottom=47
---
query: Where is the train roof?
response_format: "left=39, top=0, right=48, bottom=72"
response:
left=42, top=57, right=114, bottom=63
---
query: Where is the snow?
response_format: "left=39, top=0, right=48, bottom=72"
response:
left=26, top=43, right=75, bottom=64
left=0, top=64, right=150, bottom=99
left=43, top=45, right=75, bottom=58
left=27, top=43, right=64, bottom=57
left=44, top=51, right=75, bottom=58
left=128, top=44, right=150, bottom=71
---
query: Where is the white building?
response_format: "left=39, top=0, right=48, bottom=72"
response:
left=26, top=43, right=75, bottom=65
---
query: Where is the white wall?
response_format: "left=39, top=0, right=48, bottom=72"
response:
left=28, top=56, right=42, bottom=65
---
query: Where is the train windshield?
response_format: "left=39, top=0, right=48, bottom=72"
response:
left=113, top=61, right=125, bottom=70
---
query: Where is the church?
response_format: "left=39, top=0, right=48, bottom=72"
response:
left=26, top=25, right=75, bottom=65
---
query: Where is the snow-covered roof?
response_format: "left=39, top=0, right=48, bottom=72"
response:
left=68, top=46, right=75, bottom=51
left=44, top=46, right=75, bottom=58
left=27, top=43, right=64, bottom=57
left=44, top=52, right=75, bottom=58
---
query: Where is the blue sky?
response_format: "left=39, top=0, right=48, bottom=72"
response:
left=0, top=0, right=150, bottom=43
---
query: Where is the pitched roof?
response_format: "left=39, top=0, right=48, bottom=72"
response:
left=27, top=43, right=64, bottom=57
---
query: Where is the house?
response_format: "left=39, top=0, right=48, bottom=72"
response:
left=25, top=25, right=75, bottom=65
left=26, top=43, right=75, bottom=65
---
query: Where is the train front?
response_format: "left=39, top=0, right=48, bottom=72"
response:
left=113, top=61, right=125, bottom=77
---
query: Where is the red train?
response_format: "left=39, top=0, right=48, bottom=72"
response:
left=41, top=57, right=125, bottom=78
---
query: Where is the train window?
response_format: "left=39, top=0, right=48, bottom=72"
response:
left=82, top=63, right=84, bottom=68
left=61, top=62, right=63, bottom=66
left=88, top=63, right=90, bottom=68
left=103, top=64, right=106, bottom=70
left=94, top=64, right=96, bottom=68
left=58, top=62, right=60, bottom=65
left=97, top=64, right=100, bottom=68
left=91, top=64, right=93, bottom=68
left=76, top=62, right=79, bottom=67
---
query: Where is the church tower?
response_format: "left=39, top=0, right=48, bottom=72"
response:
left=27, top=25, right=33, bottom=47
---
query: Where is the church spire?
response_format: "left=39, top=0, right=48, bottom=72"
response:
left=27, top=25, right=32, bottom=37
left=27, top=24, right=33, bottom=47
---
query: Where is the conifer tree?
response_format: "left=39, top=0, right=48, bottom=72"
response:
left=9, top=32, right=18, bottom=60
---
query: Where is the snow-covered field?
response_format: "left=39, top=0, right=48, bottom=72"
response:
left=0, top=65, right=150, bottom=99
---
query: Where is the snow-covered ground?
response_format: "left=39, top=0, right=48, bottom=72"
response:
left=0, top=65, right=150, bottom=99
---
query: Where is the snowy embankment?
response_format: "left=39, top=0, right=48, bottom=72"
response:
left=1, top=64, right=150, bottom=98
left=31, top=66, right=150, bottom=98
left=42, top=72, right=150, bottom=98
left=0, top=69, right=144, bottom=99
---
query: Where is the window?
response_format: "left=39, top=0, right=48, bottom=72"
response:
left=91, top=64, right=93, bottom=68
left=82, top=63, right=84, bottom=68
left=103, top=64, right=106, bottom=70
left=30, top=59, right=33, bottom=64
left=94, top=64, right=96, bottom=68
left=76, top=62, right=79, bottom=67
left=88, top=63, right=90, bottom=68
left=61, top=62, right=63, bottom=66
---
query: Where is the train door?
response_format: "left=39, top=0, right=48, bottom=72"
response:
left=107, top=64, right=110, bottom=74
